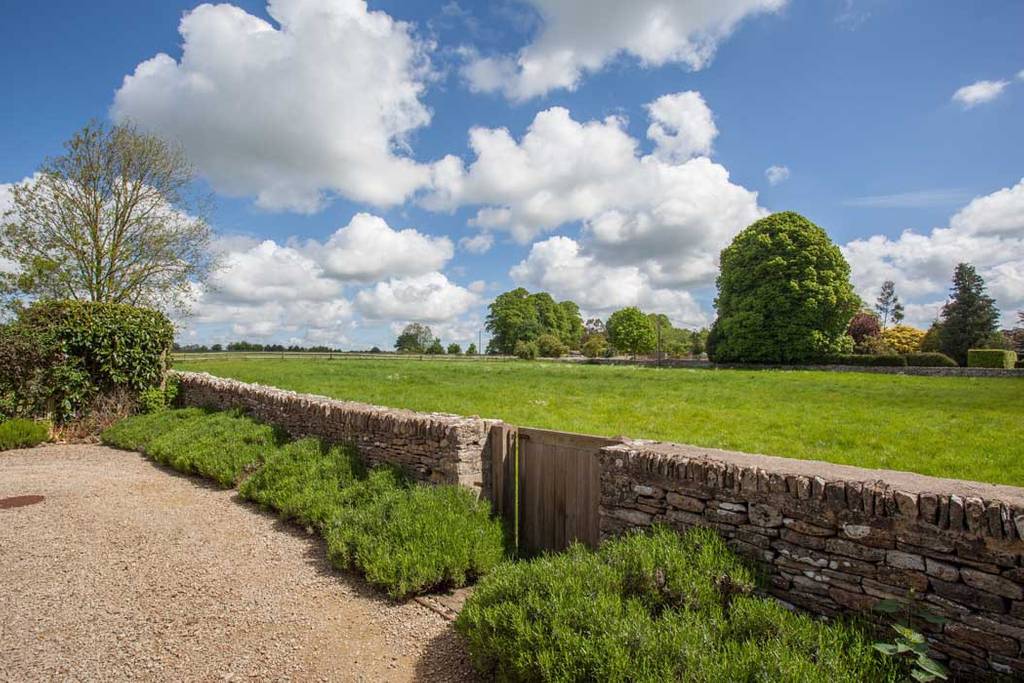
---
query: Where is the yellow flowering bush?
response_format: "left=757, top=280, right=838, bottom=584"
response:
left=881, top=325, right=926, bottom=354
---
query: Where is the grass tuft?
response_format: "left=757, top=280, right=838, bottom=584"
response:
left=0, top=418, right=51, bottom=450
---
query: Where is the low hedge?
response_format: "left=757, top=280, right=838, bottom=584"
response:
left=0, top=418, right=51, bottom=450
left=967, top=348, right=1017, bottom=369
left=902, top=352, right=957, bottom=367
left=826, top=354, right=907, bottom=367
left=456, top=526, right=897, bottom=682
left=103, top=408, right=506, bottom=598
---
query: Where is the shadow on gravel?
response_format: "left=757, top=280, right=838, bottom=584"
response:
left=413, top=627, right=480, bottom=683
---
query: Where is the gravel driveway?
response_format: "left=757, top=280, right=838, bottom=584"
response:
left=0, top=445, right=478, bottom=682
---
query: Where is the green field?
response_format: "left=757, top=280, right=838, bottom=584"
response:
left=175, top=358, right=1024, bottom=487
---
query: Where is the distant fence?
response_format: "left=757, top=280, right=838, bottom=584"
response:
left=172, top=370, right=1024, bottom=677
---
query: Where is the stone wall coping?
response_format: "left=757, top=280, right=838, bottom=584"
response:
left=604, top=440, right=1024, bottom=507
left=171, top=370, right=501, bottom=429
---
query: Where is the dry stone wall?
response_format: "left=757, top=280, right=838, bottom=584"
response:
left=172, top=371, right=496, bottom=491
left=599, top=441, right=1024, bottom=677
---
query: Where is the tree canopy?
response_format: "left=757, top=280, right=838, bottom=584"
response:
left=394, top=323, right=434, bottom=354
left=937, top=263, right=1000, bottom=365
left=0, top=122, right=216, bottom=315
left=607, top=307, right=656, bottom=357
left=485, top=288, right=583, bottom=354
left=709, top=212, right=859, bottom=363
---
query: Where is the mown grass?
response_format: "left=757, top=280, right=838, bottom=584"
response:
left=176, top=358, right=1024, bottom=486
left=457, top=526, right=898, bottom=682
left=102, top=408, right=506, bottom=597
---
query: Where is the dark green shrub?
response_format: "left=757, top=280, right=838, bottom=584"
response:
left=0, top=418, right=51, bottom=450
left=138, top=374, right=181, bottom=413
left=326, top=477, right=506, bottom=598
left=240, top=439, right=366, bottom=529
left=710, top=212, right=859, bottom=364
left=0, top=300, right=173, bottom=422
left=828, top=354, right=907, bottom=367
left=903, top=352, right=957, bottom=368
left=457, top=527, right=895, bottom=682
left=536, top=334, right=566, bottom=358
left=514, top=340, right=539, bottom=360
left=967, top=349, right=1017, bottom=369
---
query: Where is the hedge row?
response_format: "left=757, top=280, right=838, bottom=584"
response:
left=825, top=352, right=959, bottom=368
left=967, top=348, right=1018, bottom=369
left=102, top=408, right=505, bottom=597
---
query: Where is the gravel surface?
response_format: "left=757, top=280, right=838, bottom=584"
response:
left=0, top=445, right=479, bottom=682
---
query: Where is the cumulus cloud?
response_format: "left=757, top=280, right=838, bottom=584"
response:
left=952, top=79, right=1009, bottom=108
left=462, top=0, right=786, bottom=100
left=510, top=236, right=708, bottom=327
left=646, top=91, right=717, bottom=161
left=843, top=179, right=1024, bottom=327
left=764, top=165, right=790, bottom=186
left=356, top=271, right=479, bottom=322
left=310, top=213, right=453, bottom=281
left=459, top=233, right=495, bottom=254
left=112, top=0, right=434, bottom=212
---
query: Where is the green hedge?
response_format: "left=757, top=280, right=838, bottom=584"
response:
left=456, top=527, right=896, bottom=682
left=0, top=300, right=173, bottom=422
left=903, top=352, right=958, bottom=367
left=967, top=349, right=1017, bottom=369
left=103, top=408, right=506, bottom=597
left=827, top=354, right=907, bottom=367
left=0, top=418, right=51, bottom=450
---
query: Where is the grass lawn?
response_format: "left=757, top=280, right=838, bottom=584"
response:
left=175, top=358, right=1024, bottom=487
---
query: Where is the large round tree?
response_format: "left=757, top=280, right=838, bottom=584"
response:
left=710, top=212, right=858, bottom=364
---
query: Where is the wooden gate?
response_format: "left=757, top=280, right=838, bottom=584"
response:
left=489, top=424, right=618, bottom=555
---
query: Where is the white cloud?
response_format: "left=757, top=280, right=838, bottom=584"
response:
left=764, top=165, right=790, bottom=185
left=310, top=213, right=453, bottom=281
left=646, top=91, right=717, bottom=162
left=458, top=233, right=495, bottom=254
left=949, top=178, right=1024, bottom=236
left=209, top=239, right=342, bottom=304
left=843, top=179, right=1024, bottom=327
left=510, top=236, right=708, bottom=327
left=462, top=0, right=786, bottom=100
left=112, top=0, right=434, bottom=212
left=952, top=79, right=1009, bottom=108
left=356, top=272, right=479, bottom=322
left=426, top=100, right=763, bottom=291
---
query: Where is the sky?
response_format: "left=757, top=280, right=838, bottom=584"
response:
left=1, top=0, right=1022, bottom=349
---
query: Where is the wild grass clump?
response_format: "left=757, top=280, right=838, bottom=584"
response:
left=456, top=526, right=897, bottom=682
left=0, top=418, right=51, bottom=450
left=326, top=475, right=506, bottom=598
left=102, top=408, right=279, bottom=487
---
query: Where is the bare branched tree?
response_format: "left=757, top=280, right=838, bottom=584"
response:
left=1, top=121, right=216, bottom=314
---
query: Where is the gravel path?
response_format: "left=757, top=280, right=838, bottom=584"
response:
left=0, top=445, right=479, bottom=682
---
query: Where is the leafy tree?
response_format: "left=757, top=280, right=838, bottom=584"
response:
left=426, top=338, right=445, bottom=355
left=514, top=339, right=538, bottom=360
left=465, top=343, right=478, bottom=356
left=710, top=212, right=859, bottom=364
left=874, top=280, right=905, bottom=328
left=394, top=323, right=433, bottom=354
left=1, top=122, right=216, bottom=314
left=690, top=328, right=710, bottom=356
left=937, top=263, right=1000, bottom=365
left=447, top=342, right=462, bottom=355
left=607, top=307, right=656, bottom=358
left=210, top=343, right=223, bottom=352
left=582, top=318, right=606, bottom=342
left=536, top=334, right=566, bottom=358
left=847, top=310, right=882, bottom=346
left=881, top=325, right=925, bottom=354
left=581, top=336, right=607, bottom=358
left=485, top=288, right=583, bottom=353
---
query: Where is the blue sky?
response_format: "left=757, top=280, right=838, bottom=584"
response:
left=2, top=0, right=1022, bottom=348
